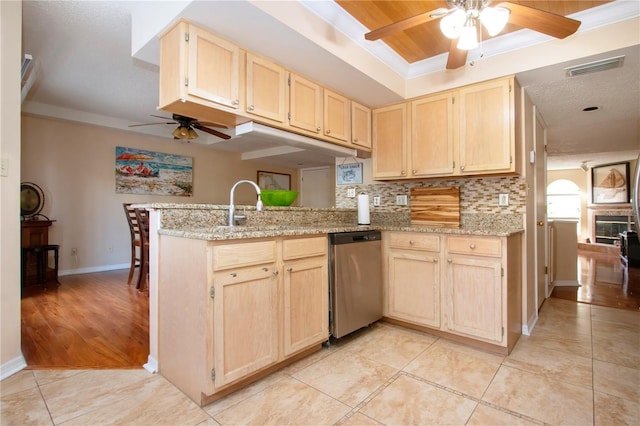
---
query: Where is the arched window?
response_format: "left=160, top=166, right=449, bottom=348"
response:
left=547, top=179, right=581, bottom=219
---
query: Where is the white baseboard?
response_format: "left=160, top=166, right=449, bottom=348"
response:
left=0, top=355, right=27, bottom=380
left=60, top=263, right=129, bottom=276
left=552, top=280, right=581, bottom=287
left=143, top=355, right=158, bottom=374
left=522, top=312, right=538, bottom=336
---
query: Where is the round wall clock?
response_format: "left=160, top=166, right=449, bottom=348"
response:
left=20, top=182, right=45, bottom=218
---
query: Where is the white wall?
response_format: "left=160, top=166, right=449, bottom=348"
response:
left=1, top=0, right=25, bottom=379
left=21, top=114, right=299, bottom=274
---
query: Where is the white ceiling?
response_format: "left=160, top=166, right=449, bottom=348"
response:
left=21, top=1, right=640, bottom=170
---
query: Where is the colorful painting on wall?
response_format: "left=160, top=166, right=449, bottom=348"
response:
left=115, top=147, right=193, bottom=196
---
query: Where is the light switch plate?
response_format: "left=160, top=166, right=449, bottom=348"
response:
left=347, top=188, right=356, bottom=198
left=396, top=195, right=408, bottom=206
left=0, top=158, right=7, bottom=177
left=499, top=193, right=509, bottom=206
left=373, top=196, right=381, bottom=206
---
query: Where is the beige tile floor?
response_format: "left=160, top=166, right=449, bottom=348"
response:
left=2, top=298, right=639, bottom=425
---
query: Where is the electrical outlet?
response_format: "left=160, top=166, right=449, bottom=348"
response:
left=396, top=195, right=408, bottom=206
left=499, top=193, right=509, bottom=206
left=373, top=196, right=381, bottom=206
left=347, top=188, right=356, bottom=198
left=71, top=248, right=77, bottom=256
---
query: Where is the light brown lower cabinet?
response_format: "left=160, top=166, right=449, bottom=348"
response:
left=158, top=234, right=328, bottom=405
left=383, top=231, right=522, bottom=353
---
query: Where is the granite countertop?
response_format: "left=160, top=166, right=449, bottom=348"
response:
left=159, top=224, right=524, bottom=240
left=145, top=202, right=524, bottom=240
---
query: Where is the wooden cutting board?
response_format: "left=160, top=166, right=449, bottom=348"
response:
left=410, top=187, right=460, bottom=228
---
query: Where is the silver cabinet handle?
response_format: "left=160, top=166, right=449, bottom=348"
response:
left=433, top=258, right=438, bottom=263
left=460, top=165, right=465, bottom=171
left=326, top=129, right=331, bottom=134
left=353, top=138, right=358, bottom=143
left=273, top=270, right=279, bottom=276
left=470, top=244, right=476, bottom=250
left=409, top=240, right=414, bottom=245
left=401, top=170, right=406, bottom=176
left=231, top=272, right=237, bottom=277
left=447, top=258, right=452, bottom=263
left=248, top=105, right=255, bottom=111
left=232, top=99, right=239, bottom=106
left=316, top=126, right=321, bottom=132
left=262, top=267, right=268, bottom=272
left=412, top=169, right=417, bottom=174
left=287, top=267, right=293, bottom=272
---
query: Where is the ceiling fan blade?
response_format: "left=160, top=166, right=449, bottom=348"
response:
left=446, top=40, right=467, bottom=70
left=150, top=114, right=173, bottom=120
left=365, top=8, right=447, bottom=41
left=496, top=2, right=581, bottom=39
left=128, top=121, right=176, bottom=127
left=193, top=124, right=232, bottom=140
left=195, top=121, right=230, bottom=129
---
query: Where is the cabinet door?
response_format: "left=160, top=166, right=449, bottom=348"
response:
left=289, top=73, right=322, bottom=134
left=373, top=103, right=408, bottom=179
left=351, top=101, right=372, bottom=149
left=324, top=89, right=350, bottom=142
left=387, top=250, right=440, bottom=328
left=283, top=256, right=329, bottom=356
left=187, top=25, right=240, bottom=109
left=213, top=265, right=279, bottom=388
left=246, top=53, right=287, bottom=122
left=411, top=93, right=455, bottom=177
left=458, top=78, right=513, bottom=174
left=445, top=256, right=503, bottom=343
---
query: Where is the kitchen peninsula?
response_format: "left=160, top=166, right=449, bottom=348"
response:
left=144, top=203, right=523, bottom=406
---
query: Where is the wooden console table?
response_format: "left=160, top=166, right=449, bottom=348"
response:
left=21, top=220, right=54, bottom=287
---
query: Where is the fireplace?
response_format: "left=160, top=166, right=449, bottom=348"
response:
left=589, top=208, right=635, bottom=245
left=595, top=215, right=634, bottom=244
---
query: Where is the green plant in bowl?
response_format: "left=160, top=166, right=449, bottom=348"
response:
left=260, top=190, right=299, bottom=206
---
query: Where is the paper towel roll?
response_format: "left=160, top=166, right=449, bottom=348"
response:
left=357, top=194, right=370, bottom=225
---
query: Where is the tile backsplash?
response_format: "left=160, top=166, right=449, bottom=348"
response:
left=335, top=175, right=526, bottom=216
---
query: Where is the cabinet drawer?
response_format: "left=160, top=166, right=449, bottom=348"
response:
left=212, top=240, right=276, bottom=270
left=282, top=236, right=327, bottom=260
left=388, top=232, right=440, bottom=252
left=446, top=236, right=501, bottom=257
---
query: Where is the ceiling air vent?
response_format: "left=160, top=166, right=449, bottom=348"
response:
left=565, top=55, right=625, bottom=77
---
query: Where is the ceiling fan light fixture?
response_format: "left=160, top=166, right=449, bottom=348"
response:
left=479, top=6, right=510, bottom=36
left=440, top=8, right=466, bottom=39
left=187, top=127, right=199, bottom=139
left=457, top=18, right=479, bottom=50
left=172, top=125, right=194, bottom=139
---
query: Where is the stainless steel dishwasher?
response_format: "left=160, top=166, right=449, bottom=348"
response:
left=329, top=230, right=382, bottom=338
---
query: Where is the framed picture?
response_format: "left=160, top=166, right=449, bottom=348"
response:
left=115, top=146, right=193, bottom=196
left=257, top=171, right=290, bottom=190
left=336, top=162, right=363, bottom=185
left=591, top=162, right=630, bottom=204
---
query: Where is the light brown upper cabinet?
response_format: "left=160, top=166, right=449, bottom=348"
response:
left=351, top=101, right=372, bottom=149
left=372, top=103, right=408, bottom=179
left=245, top=53, right=287, bottom=123
left=411, top=92, right=456, bottom=178
left=458, top=77, right=516, bottom=175
left=373, top=76, right=520, bottom=180
left=289, top=73, right=323, bottom=134
left=159, top=21, right=245, bottom=127
left=323, top=89, right=350, bottom=143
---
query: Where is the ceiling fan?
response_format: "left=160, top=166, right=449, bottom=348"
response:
left=128, top=114, right=231, bottom=140
left=364, top=0, right=581, bottom=70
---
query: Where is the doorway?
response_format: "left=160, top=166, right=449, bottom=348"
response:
left=300, top=166, right=334, bottom=208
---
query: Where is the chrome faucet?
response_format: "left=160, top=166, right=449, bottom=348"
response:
left=228, top=180, right=263, bottom=226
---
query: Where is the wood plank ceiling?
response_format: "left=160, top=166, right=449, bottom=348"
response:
left=335, top=1, right=613, bottom=63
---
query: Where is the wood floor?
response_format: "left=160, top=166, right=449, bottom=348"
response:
left=19, top=250, right=638, bottom=370
left=20, top=269, right=149, bottom=369
left=551, top=250, right=640, bottom=311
